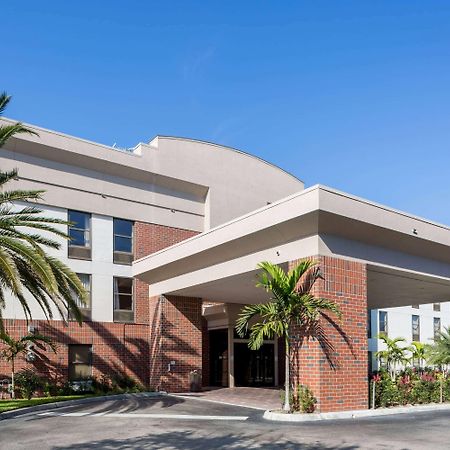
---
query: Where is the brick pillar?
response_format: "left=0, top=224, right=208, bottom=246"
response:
left=149, top=295, right=203, bottom=392
left=290, top=256, right=368, bottom=412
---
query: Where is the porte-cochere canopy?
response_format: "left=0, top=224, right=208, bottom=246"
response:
left=133, top=185, right=450, bottom=310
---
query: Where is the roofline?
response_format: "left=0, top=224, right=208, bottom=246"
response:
left=2, top=118, right=304, bottom=185
left=1, top=116, right=143, bottom=155
left=133, top=183, right=450, bottom=266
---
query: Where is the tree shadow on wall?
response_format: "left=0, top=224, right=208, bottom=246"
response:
left=291, top=312, right=357, bottom=372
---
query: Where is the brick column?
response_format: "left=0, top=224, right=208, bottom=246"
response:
left=290, top=256, right=368, bottom=412
left=149, top=295, right=203, bottom=392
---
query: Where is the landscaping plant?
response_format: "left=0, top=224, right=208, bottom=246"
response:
left=15, top=368, right=42, bottom=400
left=0, top=331, right=56, bottom=398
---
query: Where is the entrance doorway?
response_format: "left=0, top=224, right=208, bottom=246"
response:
left=234, top=342, right=275, bottom=387
left=209, top=329, right=229, bottom=387
left=208, top=326, right=277, bottom=388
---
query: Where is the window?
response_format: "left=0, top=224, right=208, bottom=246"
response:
left=113, top=218, right=133, bottom=264
left=367, top=311, right=372, bottom=338
left=113, top=277, right=134, bottom=322
left=69, top=274, right=91, bottom=321
left=379, top=311, right=388, bottom=335
left=412, top=315, right=420, bottom=341
left=411, top=304, right=420, bottom=309
left=434, top=303, right=441, bottom=312
left=68, top=210, right=91, bottom=259
left=68, top=345, right=92, bottom=381
left=434, top=317, right=441, bottom=340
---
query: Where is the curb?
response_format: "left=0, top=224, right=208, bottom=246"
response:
left=263, top=402, right=450, bottom=422
left=0, top=391, right=166, bottom=421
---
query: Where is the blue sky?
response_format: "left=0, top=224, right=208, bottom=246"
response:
left=3, top=1, right=450, bottom=224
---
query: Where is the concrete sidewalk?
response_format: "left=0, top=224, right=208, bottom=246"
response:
left=173, top=387, right=281, bottom=410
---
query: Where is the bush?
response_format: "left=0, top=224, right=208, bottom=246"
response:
left=42, top=380, right=59, bottom=397
left=15, top=369, right=42, bottom=400
left=372, top=369, right=449, bottom=408
left=281, top=384, right=317, bottom=413
left=110, top=374, right=144, bottom=393
left=292, top=384, right=317, bottom=413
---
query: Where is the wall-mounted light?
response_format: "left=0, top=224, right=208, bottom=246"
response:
left=412, top=228, right=418, bottom=235
left=170, top=209, right=176, bottom=213
left=101, top=194, right=107, bottom=199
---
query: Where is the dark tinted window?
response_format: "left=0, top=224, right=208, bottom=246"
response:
left=113, top=218, right=133, bottom=254
left=114, top=277, right=133, bottom=311
left=68, top=211, right=91, bottom=247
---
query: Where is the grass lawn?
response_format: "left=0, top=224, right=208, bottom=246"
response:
left=0, top=395, right=96, bottom=413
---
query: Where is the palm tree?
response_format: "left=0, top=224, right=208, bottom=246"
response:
left=235, top=260, right=341, bottom=412
left=409, top=341, right=426, bottom=369
left=0, top=331, right=56, bottom=398
left=426, top=326, right=450, bottom=367
left=375, top=334, right=409, bottom=379
left=0, top=91, right=86, bottom=328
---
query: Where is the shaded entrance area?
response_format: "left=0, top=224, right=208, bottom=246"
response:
left=209, top=328, right=276, bottom=388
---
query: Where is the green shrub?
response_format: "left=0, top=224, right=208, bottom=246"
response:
left=15, top=369, right=42, bottom=400
left=110, top=374, right=143, bottom=392
left=292, top=384, right=317, bottom=413
left=42, top=380, right=59, bottom=397
left=372, top=369, right=449, bottom=408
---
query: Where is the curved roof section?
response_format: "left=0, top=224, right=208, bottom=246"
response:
left=146, top=136, right=304, bottom=227
left=149, top=135, right=303, bottom=185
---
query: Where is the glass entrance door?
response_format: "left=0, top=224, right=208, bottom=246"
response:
left=234, top=342, right=275, bottom=387
left=209, top=329, right=229, bottom=387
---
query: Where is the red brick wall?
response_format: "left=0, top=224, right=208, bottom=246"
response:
left=148, top=295, right=203, bottom=392
left=0, top=221, right=199, bottom=390
left=134, top=222, right=201, bottom=391
left=133, top=222, right=198, bottom=329
left=0, top=319, right=150, bottom=386
left=290, top=256, right=368, bottom=412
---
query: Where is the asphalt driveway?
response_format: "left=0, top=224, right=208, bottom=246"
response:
left=1, top=395, right=450, bottom=449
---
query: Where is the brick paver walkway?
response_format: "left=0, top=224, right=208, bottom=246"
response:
left=174, top=387, right=281, bottom=410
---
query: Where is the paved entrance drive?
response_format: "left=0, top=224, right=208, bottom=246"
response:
left=175, top=387, right=281, bottom=410
left=2, top=394, right=450, bottom=449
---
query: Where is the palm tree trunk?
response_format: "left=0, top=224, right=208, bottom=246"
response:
left=11, top=357, right=15, bottom=399
left=283, top=334, right=290, bottom=412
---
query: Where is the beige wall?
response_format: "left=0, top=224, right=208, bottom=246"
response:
left=0, top=118, right=304, bottom=232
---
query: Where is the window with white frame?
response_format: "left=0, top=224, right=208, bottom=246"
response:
left=412, top=315, right=420, bottom=341
left=379, top=311, right=388, bottom=335
left=434, top=317, right=441, bottom=340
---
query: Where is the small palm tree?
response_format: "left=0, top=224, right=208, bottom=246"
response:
left=235, top=260, right=341, bottom=412
left=426, top=326, right=450, bottom=367
left=409, top=341, right=426, bottom=369
left=0, top=91, right=86, bottom=328
left=0, top=332, right=56, bottom=398
left=375, top=334, right=409, bottom=379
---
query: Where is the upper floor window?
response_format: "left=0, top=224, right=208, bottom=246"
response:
left=113, top=218, right=133, bottom=264
left=434, top=303, right=441, bottom=312
left=69, top=273, right=91, bottom=321
left=411, top=304, right=420, bottom=309
left=379, top=311, right=388, bottom=335
left=113, top=277, right=134, bottom=323
left=68, top=210, right=91, bottom=260
left=434, top=317, right=441, bottom=340
left=412, top=315, right=420, bottom=341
